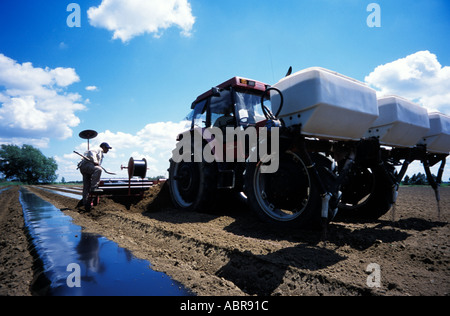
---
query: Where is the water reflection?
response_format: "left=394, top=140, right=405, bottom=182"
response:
left=20, top=187, right=193, bottom=296
left=76, top=233, right=105, bottom=284
left=35, top=186, right=82, bottom=200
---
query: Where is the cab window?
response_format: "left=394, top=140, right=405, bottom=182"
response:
left=234, top=91, right=268, bottom=126
left=191, top=99, right=207, bottom=128
left=209, top=89, right=235, bottom=128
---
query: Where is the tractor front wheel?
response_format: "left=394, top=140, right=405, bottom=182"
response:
left=168, top=159, right=217, bottom=212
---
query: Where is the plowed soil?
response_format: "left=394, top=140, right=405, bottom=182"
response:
left=1, top=184, right=449, bottom=296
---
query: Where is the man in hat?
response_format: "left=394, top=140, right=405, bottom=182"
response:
left=78, top=142, right=112, bottom=210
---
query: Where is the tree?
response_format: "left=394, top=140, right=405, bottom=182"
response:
left=409, top=172, right=427, bottom=185
left=403, top=175, right=410, bottom=185
left=0, top=144, right=58, bottom=184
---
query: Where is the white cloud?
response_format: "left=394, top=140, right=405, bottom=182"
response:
left=85, top=85, right=99, bottom=91
left=0, top=136, right=50, bottom=149
left=0, top=54, right=86, bottom=147
left=50, top=67, right=80, bottom=87
left=59, top=42, right=68, bottom=50
left=87, top=0, right=196, bottom=42
left=365, top=51, right=450, bottom=114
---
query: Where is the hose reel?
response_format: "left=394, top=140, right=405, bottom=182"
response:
left=123, top=157, right=148, bottom=179
left=120, top=157, right=149, bottom=197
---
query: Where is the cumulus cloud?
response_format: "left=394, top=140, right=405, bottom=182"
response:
left=365, top=51, right=450, bottom=114
left=0, top=54, right=86, bottom=147
left=0, top=136, right=50, bottom=149
left=85, top=85, right=99, bottom=91
left=87, top=0, right=196, bottom=42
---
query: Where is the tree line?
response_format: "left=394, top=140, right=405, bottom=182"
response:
left=402, top=173, right=448, bottom=185
left=0, top=144, right=58, bottom=184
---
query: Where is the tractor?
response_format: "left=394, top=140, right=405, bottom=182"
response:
left=168, top=68, right=449, bottom=229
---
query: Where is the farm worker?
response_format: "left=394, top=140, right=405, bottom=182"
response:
left=78, top=142, right=112, bottom=209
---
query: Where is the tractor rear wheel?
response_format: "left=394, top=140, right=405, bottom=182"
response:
left=244, top=151, right=321, bottom=228
left=168, top=159, right=217, bottom=212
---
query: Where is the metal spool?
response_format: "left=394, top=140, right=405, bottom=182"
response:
left=127, top=158, right=147, bottom=179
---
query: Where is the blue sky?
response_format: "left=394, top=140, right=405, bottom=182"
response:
left=0, top=0, right=449, bottom=181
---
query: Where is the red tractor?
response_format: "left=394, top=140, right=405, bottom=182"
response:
left=168, top=77, right=270, bottom=210
left=168, top=75, right=341, bottom=229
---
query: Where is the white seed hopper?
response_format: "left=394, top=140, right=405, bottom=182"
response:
left=272, top=67, right=379, bottom=141
left=419, top=112, right=450, bottom=154
left=364, top=96, right=430, bottom=148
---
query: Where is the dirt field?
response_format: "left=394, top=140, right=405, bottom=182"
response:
left=0, top=183, right=449, bottom=296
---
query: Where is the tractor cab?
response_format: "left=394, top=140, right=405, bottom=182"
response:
left=187, top=77, right=271, bottom=131
left=170, top=77, right=273, bottom=212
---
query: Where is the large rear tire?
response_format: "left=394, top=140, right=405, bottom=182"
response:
left=244, top=151, right=321, bottom=228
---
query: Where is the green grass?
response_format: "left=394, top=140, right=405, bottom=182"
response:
left=0, top=181, right=25, bottom=187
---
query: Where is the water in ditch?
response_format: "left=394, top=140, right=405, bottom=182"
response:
left=20, top=187, right=193, bottom=296
left=35, top=186, right=83, bottom=200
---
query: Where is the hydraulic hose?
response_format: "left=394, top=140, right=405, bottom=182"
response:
left=261, top=87, right=284, bottom=120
